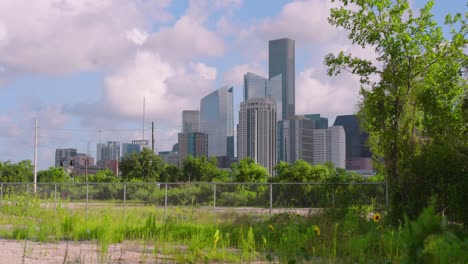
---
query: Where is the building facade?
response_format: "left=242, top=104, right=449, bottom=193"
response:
left=122, top=143, right=142, bottom=157
left=278, top=117, right=315, bottom=164
left=311, top=126, right=346, bottom=169
left=333, top=115, right=372, bottom=170
left=269, top=38, right=295, bottom=119
left=55, top=148, right=77, bottom=167
left=238, top=97, right=277, bottom=175
left=182, top=110, right=200, bottom=133
left=200, top=86, right=234, bottom=158
left=178, top=132, right=208, bottom=167
left=244, top=72, right=282, bottom=122
left=96, top=141, right=120, bottom=163
left=304, top=114, right=329, bottom=129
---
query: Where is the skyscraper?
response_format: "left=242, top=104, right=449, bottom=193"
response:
left=304, top=114, right=329, bottom=129
left=311, top=126, right=346, bottom=169
left=178, top=132, right=208, bottom=167
left=122, top=143, right=141, bottom=157
left=333, top=115, right=372, bottom=170
left=182, top=110, right=200, bottom=133
left=200, top=86, right=234, bottom=158
left=269, top=38, right=295, bottom=119
left=278, top=117, right=315, bottom=164
left=244, top=72, right=282, bottom=122
left=96, top=141, right=120, bottom=163
left=238, top=97, right=277, bottom=175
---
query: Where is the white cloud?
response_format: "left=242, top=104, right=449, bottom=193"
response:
left=0, top=0, right=156, bottom=74
left=126, top=28, right=149, bottom=46
left=223, top=63, right=266, bottom=86
left=190, top=62, right=217, bottom=80
left=145, top=15, right=224, bottom=63
left=296, top=67, right=361, bottom=121
left=255, top=0, right=342, bottom=44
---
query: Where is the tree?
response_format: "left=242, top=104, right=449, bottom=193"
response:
left=0, top=160, right=33, bottom=182
left=37, top=166, right=71, bottom=182
left=181, top=156, right=225, bottom=182
left=119, top=148, right=165, bottom=182
left=325, top=0, right=467, bottom=221
left=230, top=157, right=269, bottom=183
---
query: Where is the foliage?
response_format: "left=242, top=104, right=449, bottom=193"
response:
left=37, top=166, right=71, bottom=182
left=230, top=157, right=269, bottom=183
left=325, top=0, right=467, bottom=222
left=120, top=148, right=166, bottom=182
left=0, top=160, right=33, bottom=182
left=181, top=156, right=227, bottom=182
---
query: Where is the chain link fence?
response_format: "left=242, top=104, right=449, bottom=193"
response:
left=0, top=181, right=387, bottom=221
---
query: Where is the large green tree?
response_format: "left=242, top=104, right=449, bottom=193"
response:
left=0, top=160, right=33, bottom=182
left=325, top=0, right=467, bottom=221
left=119, top=148, right=165, bottom=182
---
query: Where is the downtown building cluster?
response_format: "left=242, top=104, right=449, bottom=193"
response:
left=56, top=38, right=372, bottom=176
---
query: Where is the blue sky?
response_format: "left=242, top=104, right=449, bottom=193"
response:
left=0, top=0, right=465, bottom=170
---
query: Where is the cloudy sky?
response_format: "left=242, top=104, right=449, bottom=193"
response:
left=0, top=0, right=464, bottom=170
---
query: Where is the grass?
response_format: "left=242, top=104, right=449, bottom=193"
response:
left=0, top=192, right=466, bottom=263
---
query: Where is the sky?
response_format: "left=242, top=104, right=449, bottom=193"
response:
left=0, top=0, right=465, bottom=170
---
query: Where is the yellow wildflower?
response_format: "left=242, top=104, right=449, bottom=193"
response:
left=373, top=212, right=382, bottom=223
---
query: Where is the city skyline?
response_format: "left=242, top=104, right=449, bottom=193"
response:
left=0, top=0, right=461, bottom=170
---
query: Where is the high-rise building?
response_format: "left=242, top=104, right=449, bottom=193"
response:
left=238, top=97, right=277, bottom=175
left=55, top=148, right=77, bottom=167
left=182, top=110, right=200, bottom=133
left=178, top=132, right=208, bottom=167
left=269, top=38, right=295, bottom=119
left=122, top=143, right=142, bottom=157
left=311, top=126, right=346, bottom=168
left=333, top=115, right=372, bottom=170
left=244, top=72, right=282, bottom=122
left=159, top=151, right=179, bottom=166
left=278, top=117, right=315, bottom=164
left=304, top=114, right=329, bottom=129
left=326, top=126, right=346, bottom=169
left=96, top=141, right=120, bottom=163
left=200, top=86, right=234, bottom=158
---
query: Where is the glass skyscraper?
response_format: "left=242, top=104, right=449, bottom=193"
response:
left=200, top=86, right=234, bottom=158
left=269, top=38, right=295, bottom=119
left=244, top=72, right=282, bottom=122
left=182, top=110, right=200, bottom=133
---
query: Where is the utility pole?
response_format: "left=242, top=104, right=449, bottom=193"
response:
left=33, top=116, right=38, bottom=193
left=142, top=96, right=146, bottom=141
left=152, top=122, right=155, bottom=154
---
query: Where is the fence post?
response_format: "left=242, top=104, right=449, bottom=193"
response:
left=269, top=183, right=273, bottom=217
left=213, top=183, right=216, bottom=224
left=123, top=183, right=126, bottom=218
left=54, top=183, right=57, bottom=213
left=164, top=183, right=168, bottom=222
left=0, top=183, right=3, bottom=208
left=86, top=183, right=89, bottom=217
left=385, top=179, right=389, bottom=208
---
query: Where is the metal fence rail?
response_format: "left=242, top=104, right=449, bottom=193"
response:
left=0, top=182, right=387, bottom=220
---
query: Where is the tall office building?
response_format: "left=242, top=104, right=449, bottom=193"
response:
left=55, top=148, right=77, bottom=167
left=304, top=114, right=329, bottom=129
left=278, top=117, right=315, bottom=164
left=182, top=110, right=200, bottom=133
left=238, top=97, right=277, bottom=175
left=178, top=132, right=208, bottom=167
left=333, top=115, right=372, bottom=170
left=96, top=141, right=120, bottom=163
left=269, top=38, right=295, bottom=119
left=244, top=72, right=282, bottom=122
left=326, top=126, right=346, bottom=169
left=122, top=143, right=142, bottom=157
left=311, top=126, right=346, bottom=168
left=200, top=86, right=234, bottom=158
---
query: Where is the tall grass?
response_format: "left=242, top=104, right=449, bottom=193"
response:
left=0, top=192, right=466, bottom=263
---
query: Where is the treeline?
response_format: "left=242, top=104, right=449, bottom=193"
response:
left=0, top=148, right=379, bottom=183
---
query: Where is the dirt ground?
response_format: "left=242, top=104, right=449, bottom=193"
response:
left=0, top=239, right=177, bottom=264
